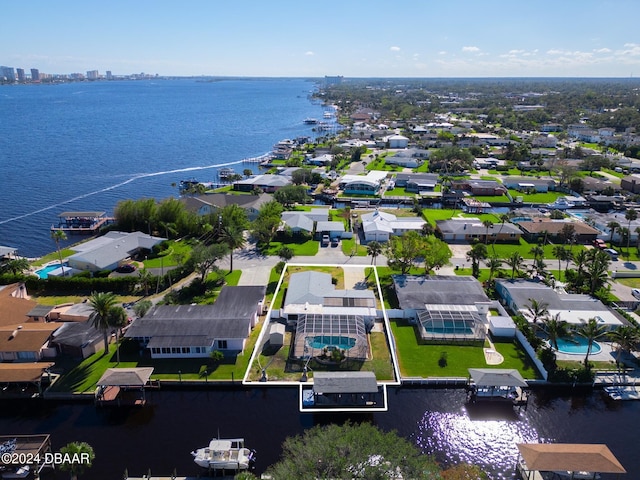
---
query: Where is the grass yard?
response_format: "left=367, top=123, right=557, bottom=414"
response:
left=31, top=248, right=77, bottom=266
left=508, top=189, right=564, bottom=203
left=384, top=187, right=417, bottom=197
left=143, top=239, right=194, bottom=268
left=262, top=237, right=319, bottom=256
left=341, top=237, right=368, bottom=256
left=490, top=238, right=586, bottom=260
left=390, top=320, right=540, bottom=379
left=471, top=194, right=509, bottom=203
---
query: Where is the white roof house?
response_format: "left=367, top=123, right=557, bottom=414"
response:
left=361, top=210, right=425, bottom=242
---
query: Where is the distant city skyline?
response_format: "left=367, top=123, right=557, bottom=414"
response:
left=2, top=0, right=640, bottom=78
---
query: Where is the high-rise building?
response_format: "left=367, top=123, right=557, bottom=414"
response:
left=86, top=70, right=100, bottom=80
left=16, top=68, right=25, bottom=82
left=0, top=66, right=16, bottom=82
left=106, top=70, right=113, bottom=80
left=325, top=75, right=343, bottom=86
left=30, top=68, right=40, bottom=82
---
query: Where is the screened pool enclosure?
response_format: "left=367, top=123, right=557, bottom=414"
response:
left=417, top=307, right=485, bottom=342
left=292, top=314, right=369, bottom=361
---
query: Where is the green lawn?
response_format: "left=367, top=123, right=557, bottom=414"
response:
left=508, top=189, right=564, bottom=203
left=472, top=194, right=509, bottom=203
left=341, top=237, right=368, bottom=256
left=490, top=238, right=586, bottom=260
left=384, top=187, right=417, bottom=197
left=31, top=248, right=77, bottom=266
left=263, top=238, right=319, bottom=256
left=143, top=239, right=193, bottom=268
left=390, top=320, right=540, bottom=379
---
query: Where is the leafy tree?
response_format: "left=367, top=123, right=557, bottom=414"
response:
left=387, top=231, right=422, bottom=274
left=59, top=441, right=94, bottom=479
left=422, top=236, right=452, bottom=274
left=189, top=243, right=229, bottom=282
left=243, top=168, right=253, bottom=178
left=367, top=241, right=383, bottom=265
left=273, top=185, right=311, bottom=207
left=133, top=299, right=153, bottom=318
left=265, top=422, right=441, bottom=480
left=277, top=246, right=294, bottom=262
left=608, top=325, right=640, bottom=368
left=625, top=208, right=637, bottom=252
left=51, top=229, right=68, bottom=276
left=137, top=268, right=154, bottom=296
left=442, top=463, right=489, bottom=479
left=575, top=317, right=609, bottom=369
left=89, top=291, right=119, bottom=355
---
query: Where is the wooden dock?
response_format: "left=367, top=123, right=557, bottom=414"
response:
left=51, top=211, right=113, bottom=234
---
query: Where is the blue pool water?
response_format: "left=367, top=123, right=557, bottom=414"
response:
left=34, top=262, right=68, bottom=279
left=555, top=336, right=602, bottom=355
left=307, top=335, right=356, bottom=350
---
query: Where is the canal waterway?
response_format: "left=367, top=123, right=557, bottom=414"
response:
left=0, top=386, right=637, bottom=479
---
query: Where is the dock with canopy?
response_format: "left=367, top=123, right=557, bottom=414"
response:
left=516, top=443, right=626, bottom=479
left=466, top=368, right=529, bottom=406
left=95, top=367, right=155, bottom=406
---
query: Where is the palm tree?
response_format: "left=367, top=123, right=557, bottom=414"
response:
left=529, top=245, right=544, bottom=262
left=482, top=220, right=494, bottom=244
left=552, top=245, right=570, bottom=278
left=107, top=305, right=128, bottom=364
left=607, top=221, right=620, bottom=244
left=575, top=317, right=609, bottom=369
left=51, top=229, right=68, bottom=276
left=626, top=208, right=638, bottom=253
left=492, top=213, right=510, bottom=255
left=608, top=326, right=640, bottom=369
left=88, top=291, right=118, bottom=355
left=219, top=225, right=245, bottom=273
left=542, top=313, right=569, bottom=350
left=526, top=298, right=549, bottom=331
left=466, top=242, right=487, bottom=278
left=485, top=256, right=503, bottom=284
left=59, top=441, right=94, bottom=479
left=367, top=241, right=383, bottom=265
left=137, top=268, right=153, bottom=296
left=1, top=258, right=30, bottom=275
left=505, top=251, right=524, bottom=279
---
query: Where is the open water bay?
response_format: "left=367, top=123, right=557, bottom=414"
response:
left=0, top=387, right=637, bottom=479
left=0, top=78, right=327, bottom=257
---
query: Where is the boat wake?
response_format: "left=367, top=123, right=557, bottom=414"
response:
left=0, top=156, right=266, bottom=225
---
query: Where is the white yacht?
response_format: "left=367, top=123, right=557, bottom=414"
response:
left=547, top=196, right=575, bottom=210
left=191, top=438, right=255, bottom=471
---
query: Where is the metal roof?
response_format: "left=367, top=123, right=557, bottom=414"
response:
left=393, top=275, right=489, bottom=309
left=313, top=371, right=378, bottom=394
left=97, top=367, right=154, bottom=387
left=517, top=443, right=626, bottom=474
left=468, top=368, right=528, bottom=387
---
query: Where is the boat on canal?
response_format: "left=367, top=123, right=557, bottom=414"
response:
left=191, top=437, right=256, bottom=472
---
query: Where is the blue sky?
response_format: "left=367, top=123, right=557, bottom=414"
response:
left=3, top=0, right=640, bottom=78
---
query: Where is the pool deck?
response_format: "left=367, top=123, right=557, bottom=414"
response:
left=553, top=340, right=616, bottom=363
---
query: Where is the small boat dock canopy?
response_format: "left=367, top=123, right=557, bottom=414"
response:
left=516, top=443, right=626, bottom=475
left=313, top=371, right=378, bottom=394
left=468, top=368, right=528, bottom=387
left=97, top=367, right=154, bottom=387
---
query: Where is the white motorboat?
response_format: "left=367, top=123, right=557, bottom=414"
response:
left=547, top=197, right=575, bottom=210
left=191, top=438, right=255, bottom=471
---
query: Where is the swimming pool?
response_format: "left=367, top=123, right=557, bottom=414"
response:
left=306, top=335, right=356, bottom=350
left=34, top=262, right=68, bottom=279
left=555, top=336, right=602, bottom=355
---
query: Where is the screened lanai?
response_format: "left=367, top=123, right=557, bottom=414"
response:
left=292, top=314, right=369, bottom=361
left=417, top=306, right=486, bottom=342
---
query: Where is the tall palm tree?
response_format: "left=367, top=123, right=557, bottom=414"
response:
left=219, top=225, right=245, bottom=273
left=107, top=305, right=128, bottom=364
left=137, top=268, right=153, bottom=297
left=575, top=317, right=609, bottom=369
left=492, top=213, right=511, bottom=255
left=552, top=245, right=571, bottom=278
left=625, top=208, right=638, bottom=253
left=89, top=291, right=118, bottom=355
left=529, top=245, right=544, bottom=262
left=482, top=220, right=494, bottom=244
left=51, top=229, right=68, bottom=276
left=607, top=221, right=620, bottom=244
left=485, top=256, right=503, bottom=284
left=542, top=313, right=569, bottom=350
left=608, top=325, right=640, bottom=369
left=466, top=242, right=487, bottom=278
left=367, top=241, right=383, bottom=265
left=505, top=251, right=524, bottom=279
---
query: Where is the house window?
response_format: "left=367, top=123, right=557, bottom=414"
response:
left=194, top=347, right=201, bottom=354
left=171, top=347, right=180, bottom=354
left=161, top=347, right=170, bottom=354
left=151, top=348, right=159, bottom=354
left=182, top=347, right=190, bottom=354
left=217, top=340, right=228, bottom=349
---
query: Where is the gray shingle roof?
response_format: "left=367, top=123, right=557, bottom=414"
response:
left=393, top=275, right=489, bottom=309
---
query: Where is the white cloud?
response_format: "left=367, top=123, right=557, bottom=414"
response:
left=304, top=51, right=315, bottom=56
left=462, top=46, right=480, bottom=53
left=594, top=48, right=612, bottom=54
left=390, top=46, right=401, bottom=52
left=619, top=43, right=640, bottom=56
left=438, top=51, right=447, bottom=56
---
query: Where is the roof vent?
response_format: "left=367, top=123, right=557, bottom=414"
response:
left=8, top=325, right=22, bottom=340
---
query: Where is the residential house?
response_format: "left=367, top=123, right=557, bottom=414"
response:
left=125, top=285, right=266, bottom=359
left=392, top=275, right=515, bottom=340
left=384, top=134, right=409, bottom=149
left=281, top=209, right=330, bottom=235
left=578, top=210, right=640, bottom=245
left=502, top=177, right=556, bottom=193
left=450, top=179, right=507, bottom=196
left=180, top=193, right=271, bottom=221
left=305, top=153, right=333, bottom=166
left=315, top=221, right=346, bottom=239
left=361, top=210, right=425, bottom=242
left=50, top=321, right=104, bottom=359
left=436, top=218, right=522, bottom=243
left=516, top=219, right=600, bottom=244
left=281, top=271, right=377, bottom=322
left=394, top=173, right=439, bottom=193
left=67, top=231, right=165, bottom=273
left=340, top=171, right=387, bottom=196
left=621, top=174, right=640, bottom=194
left=233, top=174, right=291, bottom=193
left=495, top=279, right=625, bottom=329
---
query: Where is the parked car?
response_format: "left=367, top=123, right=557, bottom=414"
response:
left=632, top=289, right=640, bottom=300
left=116, top=264, right=137, bottom=273
left=592, top=239, right=606, bottom=249
left=603, top=248, right=619, bottom=259
left=321, top=234, right=330, bottom=246
left=331, top=237, right=339, bottom=247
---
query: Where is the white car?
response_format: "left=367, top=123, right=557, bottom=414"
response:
left=632, top=289, right=640, bottom=300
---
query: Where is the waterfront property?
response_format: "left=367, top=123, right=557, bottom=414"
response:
left=435, top=217, right=522, bottom=243
left=67, top=231, right=165, bottom=273
left=339, top=171, right=387, bottom=195
left=299, top=371, right=388, bottom=412
left=495, top=279, right=625, bottom=329
left=125, top=285, right=266, bottom=359
left=180, top=193, right=272, bottom=221
left=361, top=210, right=426, bottom=243
left=0, top=434, right=52, bottom=478
left=516, top=218, right=600, bottom=244
left=232, top=174, right=291, bottom=193
left=51, top=210, right=113, bottom=234
left=95, top=367, right=155, bottom=406
left=466, top=368, right=529, bottom=407
left=393, top=173, right=438, bottom=192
